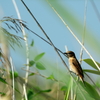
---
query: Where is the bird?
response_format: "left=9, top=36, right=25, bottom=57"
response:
left=64, top=51, right=84, bottom=83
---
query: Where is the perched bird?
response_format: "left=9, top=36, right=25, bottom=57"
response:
left=64, top=51, right=84, bottom=83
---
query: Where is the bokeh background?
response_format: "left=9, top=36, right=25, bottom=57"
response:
left=0, top=0, right=100, bottom=99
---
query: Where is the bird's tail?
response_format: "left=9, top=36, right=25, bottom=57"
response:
left=79, top=75, right=85, bottom=86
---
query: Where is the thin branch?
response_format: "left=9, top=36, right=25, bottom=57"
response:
left=28, top=27, right=65, bottom=55
left=21, top=67, right=61, bottom=83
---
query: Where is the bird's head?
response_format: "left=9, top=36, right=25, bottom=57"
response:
left=64, top=51, right=76, bottom=58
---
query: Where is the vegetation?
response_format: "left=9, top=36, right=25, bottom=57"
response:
left=0, top=0, right=100, bottom=100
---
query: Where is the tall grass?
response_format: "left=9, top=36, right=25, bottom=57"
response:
left=0, top=0, right=100, bottom=100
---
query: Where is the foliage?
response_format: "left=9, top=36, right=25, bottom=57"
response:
left=0, top=17, right=29, bottom=49
left=28, top=52, right=46, bottom=70
left=0, top=0, right=100, bottom=100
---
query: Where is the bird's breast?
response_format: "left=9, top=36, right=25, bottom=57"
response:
left=68, top=57, right=79, bottom=75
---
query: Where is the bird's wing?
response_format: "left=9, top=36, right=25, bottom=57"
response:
left=72, top=58, right=83, bottom=75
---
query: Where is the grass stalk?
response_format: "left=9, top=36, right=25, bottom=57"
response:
left=79, top=0, right=88, bottom=64
left=12, top=0, right=29, bottom=99
left=10, top=57, right=15, bottom=100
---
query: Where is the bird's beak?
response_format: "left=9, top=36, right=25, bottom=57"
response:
left=63, top=52, right=68, bottom=58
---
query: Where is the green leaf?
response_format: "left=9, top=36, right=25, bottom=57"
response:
left=96, top=80, right=100, bottom=87
left=34, top=52, right=45, bottom=61
left=83, top=59, right=100, bottom=70
left=82, top=82, right=100, bottom=100
left=27, top=89, right=34, bottom=100
left=29, top=60, right=35, bottom=67
left=0, top=77, right=7, bottom=84
left=30, top=40, right=34, bottom=47
left=11, top=86, right=21, bottom=94
left=40, top=89, right=51, bottom=93
left=34, top=89, right=51, bottom=97
left=28, top=73, right=35, bottom=76
left=47, top=74, right=55, bottom=80
left=61, top=86, right=67, bottom=91
left=10, top=71, right=19, bottom=78
left=36, top=62, right=45, bottom=70
left=83, top=69, right=100, bottom=75
left=14, top=88, right=21, bottom=94
left=14, top=71, right=19, bottom=78
left=0, top=92, right=6, bottom=96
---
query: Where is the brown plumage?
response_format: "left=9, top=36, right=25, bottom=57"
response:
left=64, top=51, right=84, bottom=83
